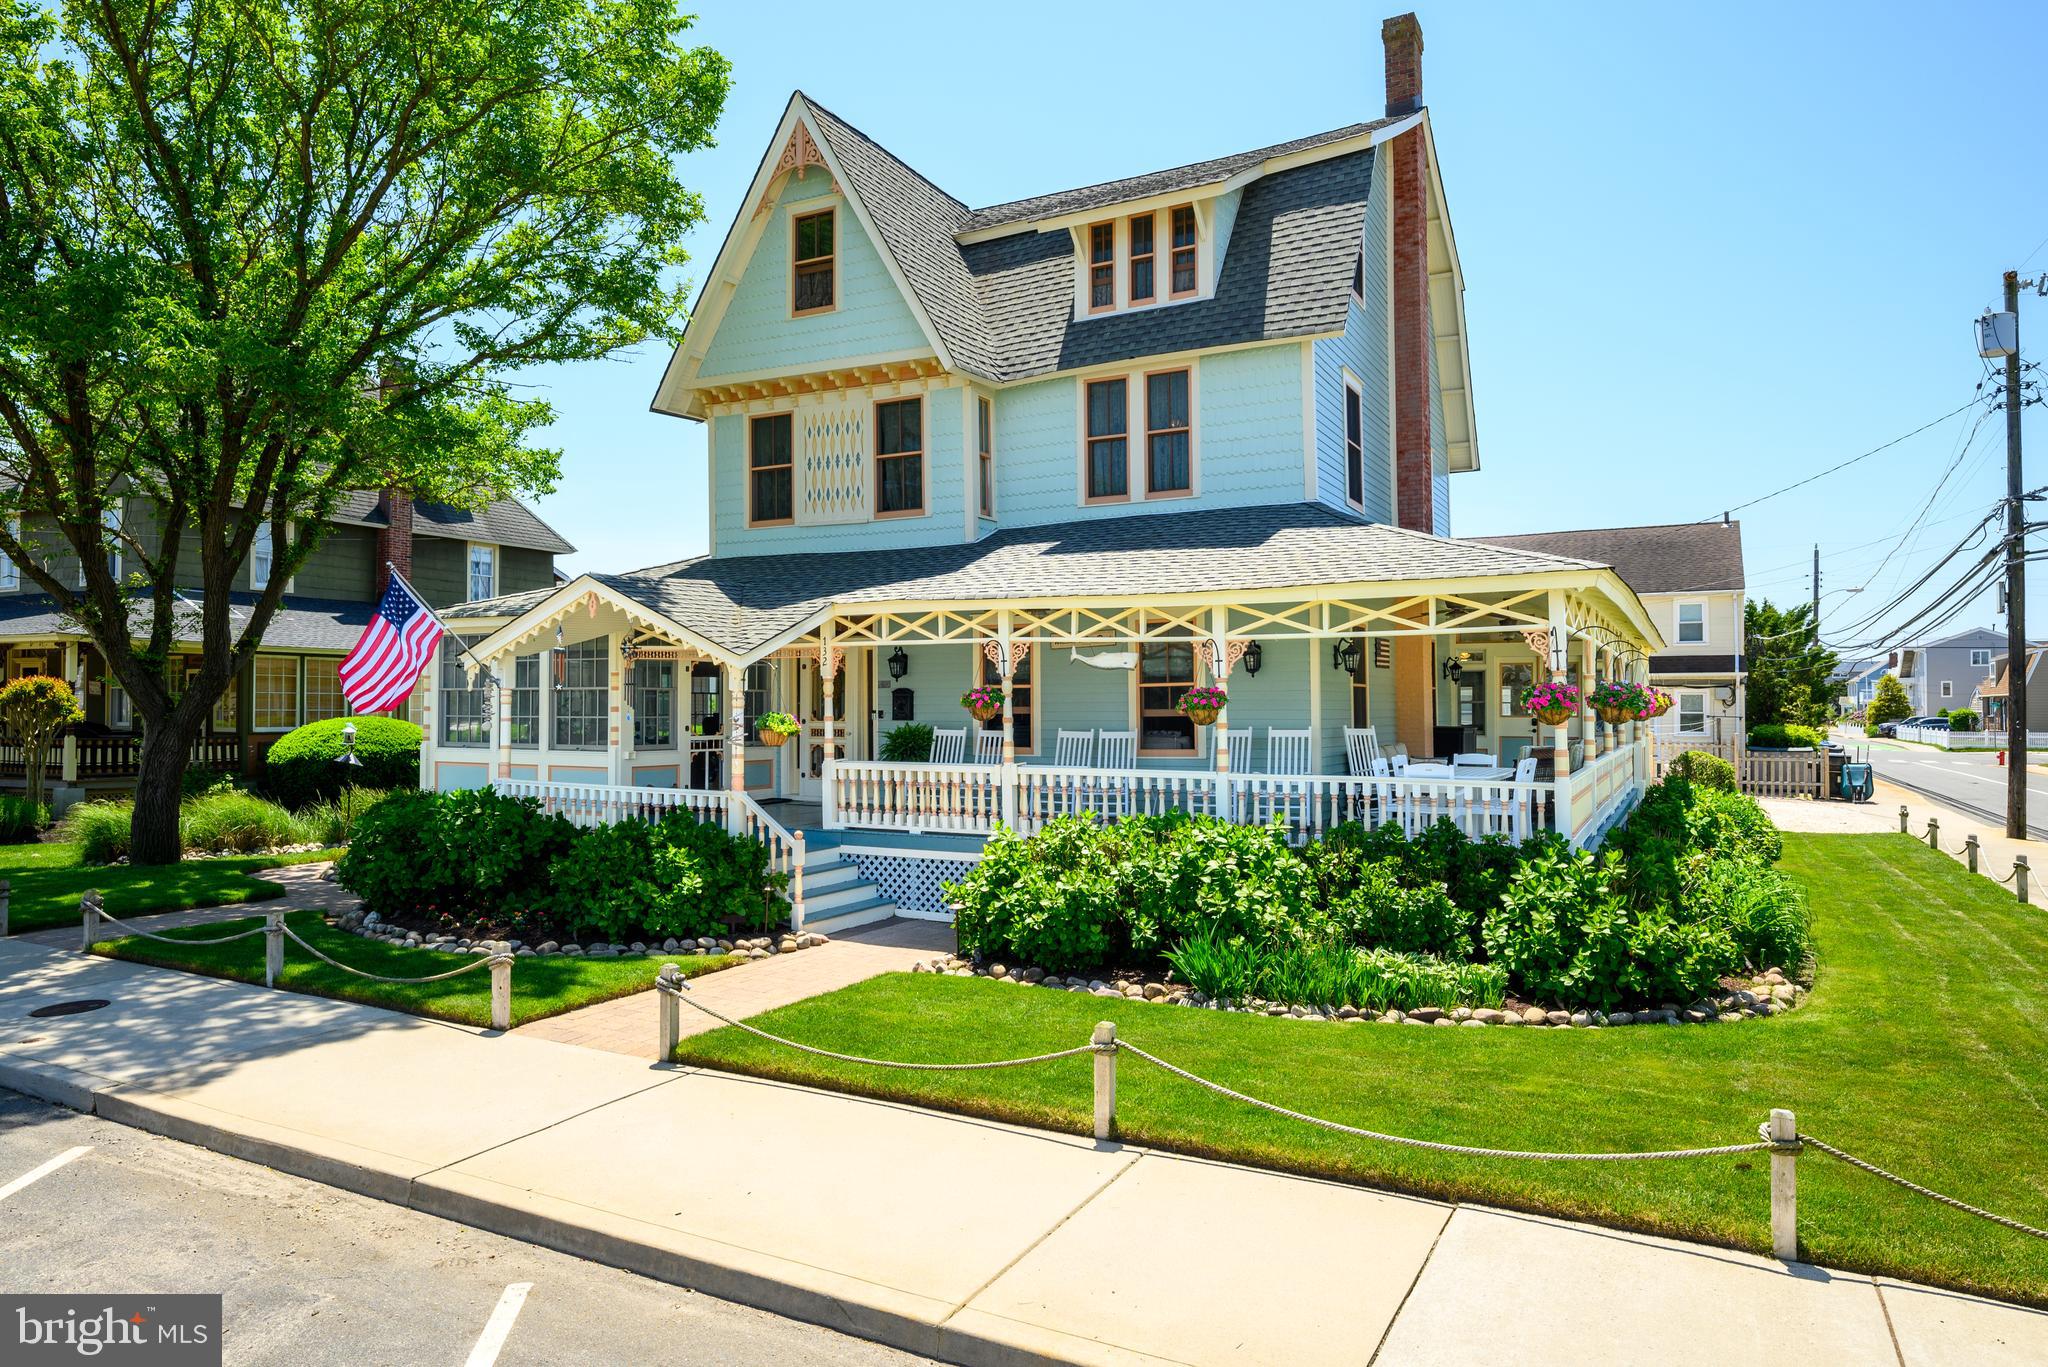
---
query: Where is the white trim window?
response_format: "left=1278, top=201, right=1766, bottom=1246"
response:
left=106, top=680, right=132, bottom=730
left=252, top=522, right=275, bottom=588
left=1970, top=649, right=1993, bottom=668
left=1677, top=691, right=1706, bottom=735
left=1940, top=680, right=1954, bottom=700
left=439, top=639, right=490, bottom=746
left=1342, top=373, right=1365, bottom=510
left=467, top=543, right=497, bottom=602
left=552, top=637, right=609, bottom=749
left=1675, top=601, right=1706, bottom=645
left=0, top=517, right=17, bottom=591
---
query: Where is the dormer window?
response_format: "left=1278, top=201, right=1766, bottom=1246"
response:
left=792, top=208, right=835, bottom=314
left=1087, top=223, right=1115, bottom=312
left=1128, top=214, right=1156, bottom=305
left=1169, top=206, right=1198, bottom=297
left=1352, top=250, right=1364, bottom=300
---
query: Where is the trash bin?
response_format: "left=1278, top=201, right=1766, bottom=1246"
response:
left=1840, top=762, right=1874, bottom=803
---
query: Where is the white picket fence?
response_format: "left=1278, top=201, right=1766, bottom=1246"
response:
left=1892, top=725, right=2048, bottom=750
left=1739, top=751, right=1827, bottom=799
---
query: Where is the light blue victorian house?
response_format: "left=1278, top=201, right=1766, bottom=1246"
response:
left=417, top=15, right=1663, bottom=930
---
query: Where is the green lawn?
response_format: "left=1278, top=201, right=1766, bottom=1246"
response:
left=675, top=833, right=2048, bottom=1306
left=94, top=909, right=741, bottom=1028
left=1, top=842, right=338, bottom=935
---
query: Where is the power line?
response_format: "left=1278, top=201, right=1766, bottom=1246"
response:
left=1701, top=397, right=1986, bottom=521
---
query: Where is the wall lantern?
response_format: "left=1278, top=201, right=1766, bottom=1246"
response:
left=1331, top=637, right=1362, bottom=675
left=887, top=647, right=910, bottom=682
left=1241, top=641, right=1263, bottom=677
left=1441, top=649, right=1474, bottom=684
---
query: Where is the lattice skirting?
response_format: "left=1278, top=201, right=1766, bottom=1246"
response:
left=847, top=851, right=980, bottom=918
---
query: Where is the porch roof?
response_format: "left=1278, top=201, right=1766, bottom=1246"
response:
left=451, top=503, right=1651, bottom=661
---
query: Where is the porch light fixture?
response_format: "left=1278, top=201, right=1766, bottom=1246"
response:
left=887, top=647, right=910, bottom=681
left=1331, top=638, right=1362, bottom=675
left=1441, top=650, right=1474, bottom=684
left=1242, top=641, right=1262, bottom=676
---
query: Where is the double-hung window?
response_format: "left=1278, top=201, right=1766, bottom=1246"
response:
left=303, top=658, right=345, bottom=722
left=102, top=506, right=122, bottom=583
left=437, top=642, right=488, bottom=745
left=750, top=413, right=794, bottom=525
left=633, top=658, right=675, bottom=748
left=1971, top=648, right=1993, bottom=668
left=977, top=650, right=1033, bottom=754
left=976, top=397, right=994, bottom=518
left=1343, top=378, right=1365, bottom=509
left=107, top=680, right=132, bottom=730
left=509, top=654, right=541, bottom=748
left=792, top=209, right=834, bottom=313
left=1085, top=379, right=1129, bottom=502
left=253, top=655, right=300, bottom=732
left=0, top=518, right=18, bottom=591
left=1087, top=222, right=1115, bottom=311
left=467, top=544, right=496, bottom=601
left=1128, top=213, right=1156, bottom=305
left=1145, top=370, right=1192, bottom=496
left=1678, top=692, right=1706, bottom=734
left=252, top=523, right=275, bottom=588
left=1676, top=601, right=1705, bottom=644
left=1168, top=205, right=1197, bottom=296
left=552, top=637, right=608, bottom=749
left=1138, top=637, right=1197, bottom=755
left=874, top=397, right=923, bottom=516
left=743, top=662, right=773, bottom=732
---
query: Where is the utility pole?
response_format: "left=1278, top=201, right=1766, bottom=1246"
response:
left=1811, top=544, right=1821, bottom=630
left=2004, top=269, right=2026, bottom=840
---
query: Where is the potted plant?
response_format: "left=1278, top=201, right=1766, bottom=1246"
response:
left=961, top=684, right=1004, bottom=721
left=1589, top=680, right=1649, bottom=726
left=1518, top=679, right=1582, bottom=728
left=1178, top=684, right=1228, bottom=727
left=756, top=711, right=799, bottom=747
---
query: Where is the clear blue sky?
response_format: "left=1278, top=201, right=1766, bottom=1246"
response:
left=519, top=0, right=2048, bottom=656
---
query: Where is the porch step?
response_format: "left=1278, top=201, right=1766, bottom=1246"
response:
left=799, top=859, right=866, bottom=895
left=796, top=852, right=900, bottom=934
left=803, top=894, right=899, bottom=937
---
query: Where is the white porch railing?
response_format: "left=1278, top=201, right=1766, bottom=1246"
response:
left=830, top=760, right=1006, bottom=835
left=733, top=792, right=807, bottom=932
left=493, top=779, right=727, bottom=828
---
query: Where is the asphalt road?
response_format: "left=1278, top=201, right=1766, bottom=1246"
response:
left=0, top=1088, right=928, bottom=1367
left=1850, top=733, right=2048, bottom=836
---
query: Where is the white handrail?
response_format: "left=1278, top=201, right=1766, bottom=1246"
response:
left=731, top=792, right=807, bottom=931
left=492, top=779, right=726, bottom=829
left=829, top=759, right=1005, bottom=834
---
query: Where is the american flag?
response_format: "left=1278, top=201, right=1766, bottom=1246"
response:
left=339, top=574, right=447, bottom=714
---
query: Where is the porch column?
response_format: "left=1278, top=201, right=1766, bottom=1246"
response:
left=60, top=641, right=79, bottom=784
left=495, top=648, right=513, bottom=781
left=819, top=627, right=841, bottom=827
left=994, top=610, right=1019, bottom=829
left=1581, top=633, right=1599, bottom=758
left=723, top=660, right=746, bottom=831
left=1209, top=607, right=1232, bottom=775
left=1545, top=591, right=1575, bottom=837
left=607, top=639, right=625, bottom=787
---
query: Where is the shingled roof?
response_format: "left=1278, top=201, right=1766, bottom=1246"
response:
left=1473, top=521, right=1746, bottom=596
left=0, top=591, right=372, bottom=652
left=448, top=503, right=1610, bottom=657
left=330, top=491, right=574, bottom=555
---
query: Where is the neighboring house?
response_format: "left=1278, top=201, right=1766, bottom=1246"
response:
left=1475, top=521, right=1746, bottom=752
left=0, top=488, right=572, bottom=797
left=1891, top=627, right=2003, bottom=717
left=1833, top=658, right=1888, bottom=713
left=419, top=15, right=1666, bottom=929
left=1972, top=648, right=2048, bottom=733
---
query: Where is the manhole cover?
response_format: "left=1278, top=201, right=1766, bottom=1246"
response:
left=27, top=999, right=111, bottom=1018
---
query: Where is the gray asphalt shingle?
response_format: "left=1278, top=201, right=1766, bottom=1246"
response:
left=0, top=592, right=370, bottom=652
left=1474, top=522, right=1746, bottom=596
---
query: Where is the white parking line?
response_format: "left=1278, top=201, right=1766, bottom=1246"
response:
left=0, top=1145, right=92, bottom=1202
left=463, top=1282, right=533, bottom=1367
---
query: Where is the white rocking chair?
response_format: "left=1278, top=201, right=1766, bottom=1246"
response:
left=974, top=727, right=1005, bottom=764
left=928, top=727, right=967, bottom=765
left=1343, top=726, right=1382, bottom=775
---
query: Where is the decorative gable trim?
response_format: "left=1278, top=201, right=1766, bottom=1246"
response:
left=651, top=95, right=953, bottom=421
left=1420, top=115, right=1479, bottom=475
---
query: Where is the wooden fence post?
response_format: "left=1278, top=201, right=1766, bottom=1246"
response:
left=1898, top=805, right=1909, bottom=834
left=657, top=963, right=683, bottom=1059
left=2017, top=854, right=2031, bottom=905
left=1769, top=1108, right=1799, bottom=1261
left=1966, top=833, right=1980, bottom=874
left=263, top=912, right=284, bottom=987
left=1926, top=818, right=1940, bottom=851
left=79, top=890, right=100, bottom=953
left=1092, top=1020, right=1117, bottom=1142
left=489, top=954, right=513, bottom=1031
left=0, top=879, right=9, bottom=938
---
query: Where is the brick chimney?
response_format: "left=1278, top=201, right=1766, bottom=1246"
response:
left=1384, top=12, right=1434, bottom=533
left=374, top=487, right=413, bottom=596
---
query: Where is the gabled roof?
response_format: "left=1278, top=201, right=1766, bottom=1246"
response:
left=1474, top=521, right=1745, bottom=596
left=448, top=502, right=1629, bottom=660
left=330, top=491, right=574, bottom=556
left=659, top=94, right=1446, bottom=397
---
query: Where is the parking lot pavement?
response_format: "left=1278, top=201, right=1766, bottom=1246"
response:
left=0, top=1088, right=928, bottom=1367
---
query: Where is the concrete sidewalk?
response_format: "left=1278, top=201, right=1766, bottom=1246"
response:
left=1, top=936, right=2042, bottom=1366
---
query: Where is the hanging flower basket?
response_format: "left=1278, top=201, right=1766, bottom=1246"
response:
left=961, top=685, right=1004, bottom=721
left=757, top=712, right=799, bottom=747
left=1589, top=680, right=1650, bottom=727
left=1178, top=685, right=1228, bottom=727
left=1520, top=679, right=1582, bottom=729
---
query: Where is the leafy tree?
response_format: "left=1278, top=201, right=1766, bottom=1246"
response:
left=1744, top=600, right=1839, bottom=729
left=0, top=0, right=728, bottom=862
left=0, top=676, right=81, bottom=807
left=1867, top=672, right=1913, bottom=728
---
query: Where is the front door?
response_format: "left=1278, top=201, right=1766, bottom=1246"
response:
left=795, top=649, right=863, bottom=801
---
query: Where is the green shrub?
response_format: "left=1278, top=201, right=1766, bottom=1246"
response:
left=181, top=791, right=308, bottom=853
left=878, top=724, right=934, bottom=762
left=262, top=717, right=421, bottom=808
left=1866, top=672, right=1912, bottom=728
left=1323, top=859, right=1471, bottom=959
left=297, top=788, right=393, bottom=847
left=1164, top=928, right=1506, bottom=1013
left=333, top=790, right=462, bottom=916
left=0, top=794, right=49, bottom=844
left=180, top=766, right=240, bottom=799
left=948, top=819, right=1123, bottom=971
left=1682, top=855, right=1810, bottom=971
left=1946, top=708, right=1980, bottom=733
left=1667, top=750, right=1736, bottom=790
left=61, top=799, right=135, bottom=864
left=548, top=809, right=775, bottom=943
left=1747, top=722, right=1825, bottom=749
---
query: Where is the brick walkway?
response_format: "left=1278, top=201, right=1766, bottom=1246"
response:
left=16, top=860, right=351, bottom=949
left=514, top=918, right=954, bottom=1059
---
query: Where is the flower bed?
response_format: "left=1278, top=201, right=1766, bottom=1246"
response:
left=338, top=905, right=829, bottom=961
left=941, top=777, right=1812, bottom=1020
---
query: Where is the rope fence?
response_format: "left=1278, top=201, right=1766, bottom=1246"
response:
left=1909, top=811, right=2044, bottom=903
left=79, top=891, right=519, bottom=1030
left=654, top=970, right=2048, bottom=1264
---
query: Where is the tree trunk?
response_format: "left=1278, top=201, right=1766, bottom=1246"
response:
left=130, top=716, right=203, bottom=865
left=24, top=745, right=46, bottom=811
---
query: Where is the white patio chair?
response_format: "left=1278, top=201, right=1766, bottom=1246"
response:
left=1053, top=729, right=1095, bottom=767
left=1222, top=726, right=1254, bottom=773
left=928, top=727, right=967, bottom=764
left=1265, top=729, right=1312, bottom=774
left=1478, top=754, right=1544, bottom=841
left=1454, top=751, right=1496, bottom=768
left=1096, top=730, right=1136, bottom=769
left=975, top=727, right=1004, bottom=764
left=1343, top=726, right=1382, bottom=775
left=1252, top=728, right=1313, bottom=831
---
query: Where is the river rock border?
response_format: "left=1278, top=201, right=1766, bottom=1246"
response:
left=910, top=956, right=1808, bottom=1027
left=339, top=909, right=828, bottom=961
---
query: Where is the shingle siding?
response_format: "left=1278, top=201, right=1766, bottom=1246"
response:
left=295, top=524, right=376, bottom=600
left=409, top=534, right=467, bottom=607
